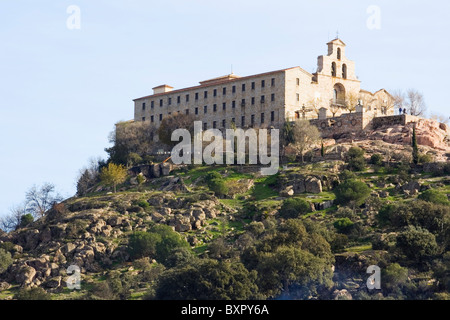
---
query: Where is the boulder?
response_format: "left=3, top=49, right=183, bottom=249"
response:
left=0, top=282, right=11, bottom=291
left=45, top=276, right=62, bottom=289
left=160, top=162, right=172, bottom=176
left=107, top=216, right=123, bottom=227
left=279, top=186, right=294, bottom=197
left=305, top=177, right=322, bottom=194
left=15, top=265, right=37, bottom=286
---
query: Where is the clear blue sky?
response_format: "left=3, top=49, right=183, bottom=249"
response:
left=0, top=0, right=449, bottom=218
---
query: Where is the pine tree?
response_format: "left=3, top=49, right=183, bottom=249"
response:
left=321, top=141, right=325, bottom=158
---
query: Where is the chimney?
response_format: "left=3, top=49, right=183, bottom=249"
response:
left=152, top=84, right=174, bottom=95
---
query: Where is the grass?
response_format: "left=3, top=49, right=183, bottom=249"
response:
left=344, top=244, right=373, bottom=253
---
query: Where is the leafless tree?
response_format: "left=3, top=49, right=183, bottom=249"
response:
left=0, top=204, right=26, bottom=232
left=430, top=113, right=449, bottom=124
left=391, top=89, right=405, bottom=113
left=292, top=119, right=321, bottom=163
left=345, top=93, right=359, bottom=113
left=406, top=89, right=427, bottom=116
left=25, top=183, right=63, bottom=218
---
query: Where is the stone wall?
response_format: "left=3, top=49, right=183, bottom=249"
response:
left=310, top=110, right=369, bottom=138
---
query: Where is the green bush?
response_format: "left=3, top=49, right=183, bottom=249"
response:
left=418, top=153, right=433, bottom=164
left=14, top=287, right=51, bottom=300
left=370, top=153, right=383, bottom=166
left=345, top=147, right=366, bottom=171
left=208, top=178, right=229, bottom=197
left=333, top=180, right=371, bottom=208
left=396, top=226, right=439, bottom=262
left=418, top=189, right=449, bottom=205
left=279, top=198, right=312, bottom=219
left=205, top=171, right=223, bottom=183
left=333, top=218, right=354, bottom=234
left=19, top=214, right=34, bottom=228
left=0, top=248, right=13, bottom=273
left=128, top=231, right=161, bottom=260
left=136, top=200, right=150, bottom=208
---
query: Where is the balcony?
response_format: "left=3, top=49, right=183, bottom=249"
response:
left=330, top=99, right=346, bottom=107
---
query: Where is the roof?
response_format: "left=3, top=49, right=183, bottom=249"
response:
left=152, top=84, right=174, bottom=89
left=327, top=38, right=346, bottom=46
left=133, top=66, right=306, bottom=101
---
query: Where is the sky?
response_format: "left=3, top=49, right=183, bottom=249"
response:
left=0, top=0, right=449, bottom=218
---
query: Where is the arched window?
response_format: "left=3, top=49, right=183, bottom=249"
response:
left=333, top=89, right=338, bottom=103
left=337, top=48, right=341, bottom=60
left=342, top=64, right=347, bottom=79
left=331, top=62, right=336, bottom=77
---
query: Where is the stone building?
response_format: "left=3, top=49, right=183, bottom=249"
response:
left=133, top=38, right=394, bottom=136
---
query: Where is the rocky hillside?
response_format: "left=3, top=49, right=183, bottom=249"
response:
left=1, top=144, right=449, bottom=300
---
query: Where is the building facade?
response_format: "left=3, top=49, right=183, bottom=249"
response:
left=133, top=38, right=394, bottom=135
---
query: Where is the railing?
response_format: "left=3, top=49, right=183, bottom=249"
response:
left=330, top=99, right=346, bottom=107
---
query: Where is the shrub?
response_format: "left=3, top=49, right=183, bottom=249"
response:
left=396, top=226, right=439, bottom=261
left=418, top=189, right=449, bottom=205
left=333, top=218, right=354, bottom=234
left=333, top=180, right=371, bottom=208
left=370, top=153, right=383, bottom=166
left=339, top=170, right=357, bottom=181
left=345, top=147, right=366, bottom=171
left=19, top=214, right=34, bottom=228
left=14, top=287, right=51, bottom=300
left=208, top=178, right=229, bottom=197
left=0, top=248, right=13, bottom=273
left=128, top=231, right=161, bottom=260
left=418, top=153, right=433, bottom=164
left=279, top=198, right=312, bottom=219
left=136, top=200, right=150, bottom=208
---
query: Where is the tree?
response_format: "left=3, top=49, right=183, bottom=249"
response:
left=345, top=147, right=366, bottom=171
left=158, top=113, right=195, bottom=147
left=0, top=248, right=13, bottom=273
left=307, top=98, right=323, bottom=119
left=333, top=218, right=354, bottom=234
left=291, top=120, right=321, bottom=163
left=333, top=179, right=371, bottom=211
left=128, top=231, right=161, bottom=260
left=0, top=204, right=26, bottom=232
left=412, top=125, right=419, bottom=165
left=279, top=198, right=312, bottom=219
left=106, top=121, right=156, bottom=166
left=329, top=103, right=340, bottom=117
left=392, top=89, right=405, bottom=113
left=321, top=142, right=325, bottom=158
left=25, top=183, right=63, bottom=218
left=382, top=263, right=409, bottom=294
left=154, top=259, right=260, bottom=300
left=19, top=214, right=34, bottom=228
left=281, top=120, right=295, bottom=161
left=345, top=93, right=359, bottom=113
left=396, top=226, right=439, bottom=262
left=370, top=153, right=383, bottom=166
left=405, top=89, right=427, bottom=116
left=100, top=163, right=128, bottom=193
left=14, top=287, right=51, bottom=300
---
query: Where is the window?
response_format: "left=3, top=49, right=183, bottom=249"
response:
left=251, top=114, right=255, bottom=126
left=168, top=97, right=172, bottom=105
left=251, top=97, right=255, bottom=105
left=251, top=82, right=255, bottom=90
left=142, top=102, right=146, bottom=110
left=160, top=99, right=163, bottom=107
left=296, top=78, right=300, bottom=86
left=177, top=96, right=181, bottom=103
left=142, top=117, right=146, bottom=122
left=204, top=105, right=207, bottom=114
left=296, top=93, right=300, bottom=102
left=232, top=85, right=236, bottom=93
left=185, top=109, right=189, bottom=115
left=159, top=114, right=163, bottom=121
left=241, top=116, right=245, bottom=127
left=331, top=62, right=336, bottom=77
left=242, top=84, right=246, bottom=92
left=203, top=123, right=207, bottom=130
left=186, top=94, right=190, bottom=102
left=222, top=119, right=225, bottom=128
left=213, top=121, right=217, bottom=129
left=232, top=118, right=235, bottom=125
left=213, top=89, right=217, bottom=97
left=337, top=48, right=341, bottom=60
left=342, top=64, right=347, bottom=79
left=151, top=101, right=154, bottom=108
left=261, top=95, right=265, bottom=103
left=195, top=107, right=199, bottom=115
left=232, top=101, right=236, bottom=108
left=223, top=102, right=226, bottom=110
left=261, top=112, right=265, bottom=124
left=271, top=111, right=275, bottom=122
left=204, top=91, right=208, bottom=99
left=195, top=93, right=199, bottom=100
left=241, top=99, right=246, bottom=106
left=271, top=94, right=275, bottom=102
left=223, top=87, right=226, bottom=95
left=271, top=78, right=275, bottom=86
left=151, top=115, right=154, bottom=122
left=261, top=80, right=265, bottom=88
left=213, top=104, right=217, bottom=112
